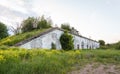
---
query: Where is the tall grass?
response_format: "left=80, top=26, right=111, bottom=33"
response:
left=80, top=49, right=120, bottom=64
left=0, top=49, right=81, bottom=74
left=0, top=48, right=120, bottom=74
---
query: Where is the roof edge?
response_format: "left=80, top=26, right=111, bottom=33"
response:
left=15, top=27, right=99, bottom=46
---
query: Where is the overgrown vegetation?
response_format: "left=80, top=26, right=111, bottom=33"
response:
left=0, top=48, right=81, bottom=74
left=61, top=23, right=71, bottom=31
left=0, top=22, right=8, bottom=40
left=0, top=28, right=50, bottom=46
left=21, top=16, right=52, bottom=33
left=0, top=47, right=120, bottom=74
left=60, top=31, right=74, bottom=50
left=98, top=40, right=105, bottom=47
left=80, top=49, right=120, bottom=64
left=115, top=41, right=120, bottom=49
left=99, top=41, right=120, bottom=50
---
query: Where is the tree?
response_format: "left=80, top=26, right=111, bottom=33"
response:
left=60, top=31, right=74, bottom=50
left=21, top=17, right=36, bottom=33
left=115, top=41, right=120, bottom=50
left=98, top=40, right=105, bottom=46
left=0, top=22, right=8, bottom=39
left=21, top=16, right=52, bottom=33
left=37, top=16, right=52, bottom=29
left=9, top=22, right=22, bottom=35
left=61, top=23, right=71, bottom=31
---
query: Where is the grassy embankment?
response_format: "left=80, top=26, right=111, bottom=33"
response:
left=0, top=47, right=120, bottom=74
left=0, top=28, right=49, bottom=46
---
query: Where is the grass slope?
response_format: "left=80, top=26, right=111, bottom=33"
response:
left=0, top=28, right=49, bottom=46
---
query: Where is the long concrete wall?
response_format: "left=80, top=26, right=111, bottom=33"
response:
left=20, top=29, right=99, bottom=49
left=20, top=29, right=63, bottom=49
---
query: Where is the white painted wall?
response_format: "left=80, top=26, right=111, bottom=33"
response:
left=20, top=28, right=100, bottom=49
left=20, top=29, right=63, bottom=49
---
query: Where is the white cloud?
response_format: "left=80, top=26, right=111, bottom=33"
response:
left=0, top=0, right=29, bottom=14
left=0, top=5, right=28, bottom=26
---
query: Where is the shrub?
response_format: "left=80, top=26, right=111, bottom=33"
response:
left=115, top=42, right=120, bottom=50
left=21, top=16, right=52, bottom=33
left=21, top=17, right=35, bottom=33
left=60, top=31, right=74, bottom=50
left=0, top=22, right=8, bottom=40
left=61, top=23, right=71, bottom=31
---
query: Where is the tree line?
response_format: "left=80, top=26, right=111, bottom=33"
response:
left=0, top=15, right=76, bottom=39
left=0, top=16, right=74, bottom=50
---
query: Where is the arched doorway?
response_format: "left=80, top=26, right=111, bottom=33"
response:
left=77, top=44, right=80, bottom=49
left=81, top=42, right=84, bottom=49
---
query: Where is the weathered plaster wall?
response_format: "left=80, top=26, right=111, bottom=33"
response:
left=20, top=28, right=99, bottom=49
left=20, top=29, right=63, bottom=49
left=73, top=35, right=99, bottom=49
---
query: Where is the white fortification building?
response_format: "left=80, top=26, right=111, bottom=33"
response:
left=15, top=27, right=100, bottom=49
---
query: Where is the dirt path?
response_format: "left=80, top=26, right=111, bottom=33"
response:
left=68, top=63, right=120, bottom=74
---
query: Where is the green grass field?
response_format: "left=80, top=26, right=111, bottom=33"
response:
left=0, top=47, right=120, bottom=74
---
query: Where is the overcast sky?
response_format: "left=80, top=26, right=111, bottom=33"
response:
left=0, top=0, right=120, bottom=43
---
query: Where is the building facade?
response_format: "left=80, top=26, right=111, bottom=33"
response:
left=15, top=27, right=99, bottom=49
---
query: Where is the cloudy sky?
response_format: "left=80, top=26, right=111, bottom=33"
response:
left=0, top=0, right=120, bottom=43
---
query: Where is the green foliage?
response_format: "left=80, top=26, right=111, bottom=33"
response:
left=115, top=41, right=120, bottom=50
left=0, top=22, right=8, bottom=39
left=0, top=29, right=49, bottom=46
left=0, top=49, right=81, bottom=74
left=21, top=17, right=35, bottom=33
left=79, top=49, right=120, bottom=64
left=61, top=23, right=71, bottom=31
left=0, top=46, right=120, bottom=74
left=60, top=31, right=74, bottom=50
left=37, top=16, right=52, bottom=29
left=100, top=41, right=120, bottom=50
left=0, top=48, right=120, bottom=74
left=0, top=45, right=9, bottom=50
left=21, top=16, right=52, bottom=33
left=98, top=40, right=105, bottom=46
